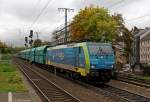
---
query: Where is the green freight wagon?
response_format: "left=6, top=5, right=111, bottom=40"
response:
left=25, top=49, right=30, bottom=60
left=29, top=48, right=36, bottom=62
left=20, top=50, right=26, bottom=59
left=34, top=45, right=49, bottom=64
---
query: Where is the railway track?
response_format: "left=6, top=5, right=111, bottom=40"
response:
left=33, top=61, right=150, bottom=102
left=101, top=85, right=150, bottom=102
left=117, top=73, right=150, bottom=88
left=13, top=58, right=81, bottom=102
left=14, top=58, right=150, bottom=102
left=74, top=81, right=150, bottom=102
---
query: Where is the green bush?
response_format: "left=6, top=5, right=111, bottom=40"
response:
left=0, top=62, right=15, bottom=72
left=8, top=74, right=22, bottom=84
left=1, top=54, right=12, bottom=60
left=0, top=54, right=27, bottom=92
left=3, top=67, right=15, bottom=72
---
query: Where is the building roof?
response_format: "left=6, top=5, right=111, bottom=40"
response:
left=135, top=29, right=148, bottom=37
left=134, top=27, right=150, bottom=41
left=140, top=29, right=150, bottom=41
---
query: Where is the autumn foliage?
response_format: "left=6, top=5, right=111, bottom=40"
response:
left=0, top=41, right=7, bottom=48
left=70, top=6, right=119, bottom=42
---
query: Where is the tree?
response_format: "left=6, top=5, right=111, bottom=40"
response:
left=124, top=28, right=133, bottom=63
left=41, top=41, right=50, bottom=45
left=33, top=39, right=42, bottom=47
left=70, top=6, right=119, bottom=42
left=0, top=41, right=7, bottom=48
left=0, top=41, right=7, bottom=53
left=113, top=14, right=133, bottom=63
left=70, top=6, right=133, bottom=64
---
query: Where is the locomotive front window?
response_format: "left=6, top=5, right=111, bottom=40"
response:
left=88, top=44, right=113, bottom=55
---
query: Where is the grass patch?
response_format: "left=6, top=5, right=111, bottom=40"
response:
left=0, top=54, right=27, bottom=92
left=1, top=54, right=12, bottom=60
left=133, top=75, right=150, bottom=81
left=127, top=74, right=150, bottom=84
left=0, top=62, right=15, bottom=72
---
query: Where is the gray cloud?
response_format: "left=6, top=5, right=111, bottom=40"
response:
left=0, top=0, right=150, bottom=46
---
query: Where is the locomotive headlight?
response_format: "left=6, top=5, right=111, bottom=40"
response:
left=100, top=56, right=103, bottom=58
left=111, top=65, right=114, bottom=68
left=91, top=65, right=95, bottom=69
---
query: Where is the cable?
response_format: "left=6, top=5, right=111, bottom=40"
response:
left=29, top=0, right=53, bottom=29
left=108, top=0, right=125, bottom=9
left=31, top=0, right=42, bottom=15
left=39, top=0, right=124, bottom=32
left=37, top=15, right=65, bottom=33
left=126, top=13, right=150, bottom=21
left=22, top=0, right=41, bottom=30
left=37, top=0, right=125, bottom=41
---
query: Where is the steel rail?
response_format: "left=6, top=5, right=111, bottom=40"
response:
left=116, top=74, right=150, bottom=88
left=14, top=61, right=51, bottom=102
left=13, top=58, right=81, bottom=102
left=34, top=62, right=133, bottom=102
left=14, top=58, right=150, bottom=102
left=37, top=63, right=150, bottom=102
left=101, top=85, right=150, bottom=102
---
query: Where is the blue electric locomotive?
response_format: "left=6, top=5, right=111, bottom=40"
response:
left=19, top=42, right=115, bottom=83
left=46, top=42, right=115, bottom=82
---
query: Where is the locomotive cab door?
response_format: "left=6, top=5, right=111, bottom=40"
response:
left=75, top=47, right=85, bottom=68
left=75, top=47, right=79, bottom=67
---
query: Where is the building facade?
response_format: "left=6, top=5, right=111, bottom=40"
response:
left=140, top=29, right=150, bottom=64
left=132, top=27, right=150, bottom=65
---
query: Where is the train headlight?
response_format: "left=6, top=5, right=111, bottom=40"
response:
left=91, top=65, right=95, bottom=69
left=100, top=56, right=103, bottom=58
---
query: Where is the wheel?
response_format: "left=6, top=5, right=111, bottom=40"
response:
left=72, top=73, right=80, bottom=80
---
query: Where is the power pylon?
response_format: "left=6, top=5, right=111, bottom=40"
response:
left=58, top=8, right=74, bottom=44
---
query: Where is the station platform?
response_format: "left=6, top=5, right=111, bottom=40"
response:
left=0, top=92, right=32, bottom=102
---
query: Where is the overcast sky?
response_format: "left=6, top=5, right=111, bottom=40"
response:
left=0, top=0, right=150, bottom=46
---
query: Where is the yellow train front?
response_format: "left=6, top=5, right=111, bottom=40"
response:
left=46, top=42, right=115, bottom=83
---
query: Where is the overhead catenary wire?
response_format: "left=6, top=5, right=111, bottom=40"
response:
left=39, top=0, right=125, bottom=35
left=126, top=13, right=150, bottom=21
left=29, top=0, right=53, bottom=29
left=108, top=0, right=125, bottom=9
left=35, top=0, right=125, bottom=33
left=30, top=0, right=42, bottom=19
left=22, top=0, right=53, bottom=47
left=39, top=15, right=65, bottom=32
left=22, top=0, right=41, bottom=30
left=107, top=0, right=150, bottom=22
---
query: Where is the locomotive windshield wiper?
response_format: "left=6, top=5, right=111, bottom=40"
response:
left=96, top=47, right=109, bottom=56
left=96, top=47, right=103, bottom=55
